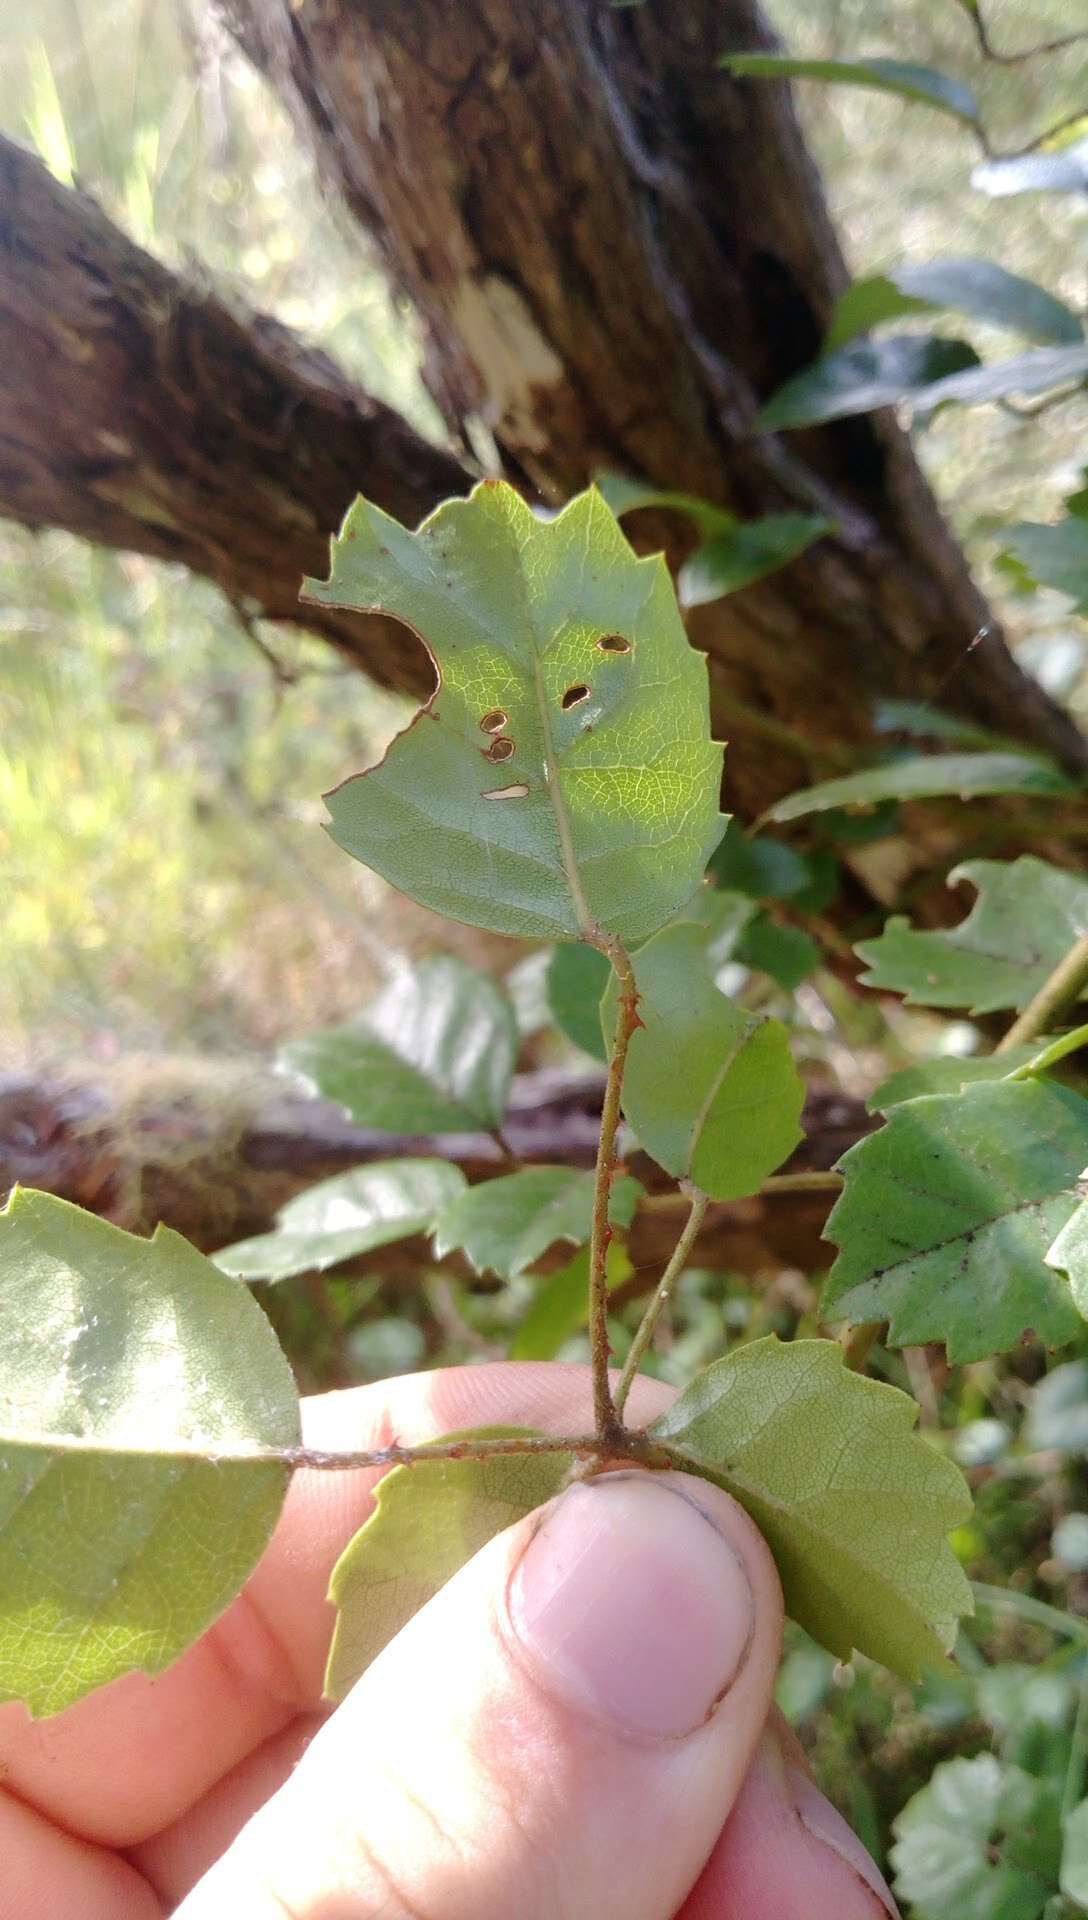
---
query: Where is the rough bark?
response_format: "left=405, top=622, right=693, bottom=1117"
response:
left=0, top=1062, right=869, bottom=1282
left=0, top=135, right=470, bottom=697
left=223, top=0, right=1088, bottom=817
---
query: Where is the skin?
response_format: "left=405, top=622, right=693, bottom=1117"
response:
left=0, top=1363, right=897, bottom=1918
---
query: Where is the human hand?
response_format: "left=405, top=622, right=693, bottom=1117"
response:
left=0, top=1363, right=898, bottom=1918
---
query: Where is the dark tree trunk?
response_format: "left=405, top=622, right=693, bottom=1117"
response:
left=222, top=0, right=1087, bottom=822
left=0, top=136, right=470, bottom=698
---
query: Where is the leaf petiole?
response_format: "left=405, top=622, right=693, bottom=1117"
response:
left=588, top=931, right=641, bottom=1441
left=614, top=1184, right=710, bottom=1418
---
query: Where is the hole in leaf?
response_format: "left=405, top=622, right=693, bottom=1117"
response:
left=479, top=709, right=508, bottom=733
left=482, top=782, right=529, bottom=800
left=597, top=633, right=631, bottom=654
left=561, top=684, right=590, bottom=710
left=483, top=736, right=515, bottom=762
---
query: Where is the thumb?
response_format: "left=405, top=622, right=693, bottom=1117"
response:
left=178, top=1469, right=782, bottom=1920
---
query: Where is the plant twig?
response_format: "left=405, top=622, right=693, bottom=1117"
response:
left=614, top=1185, right=710, bottom=1418
left=963, top=2, right=1088, bottom=65
left=282, top=1431, right=608, bottom=1472
left=996, top=931, right=1088, bottom=1053
left=1004, top=104, right=1088, bottom=159
left=637, top=1169, right=844, bottom=1211
left=588, top=933, right=641, bottom=1441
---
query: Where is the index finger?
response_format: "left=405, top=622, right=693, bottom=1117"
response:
left=0, top=1362, right=671, bottom=1850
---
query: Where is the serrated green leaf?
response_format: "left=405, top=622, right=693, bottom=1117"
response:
left=433, top=1166, right=641, bottom=1280
left=1046, top=1196, right=1088, bottom=1315
left=325, top=1430, right=570, bottom=1700
left=1004, top=517, right=1088, bottom=614
left=722, top=53, right=982, bottom=127
left=823, top=1080, right=1088, bottom=1362
left=651, top=1337, right=972, bottom=1679
left=857, top=858, right=1088, bottom=1015
left=757, top=335, right=981, bottom=430
left=765, top=754, right=1074, bottom=825
left=602, top=922, right=805, bottom=1198
left=870, top=1035, right=1075, bottom=1110
left=306, top=482, right=725, bottom=943
left=280, top=956, right=517, bottom=1133
left=214, top=1159, right=467, bottom=1282
left=545, top=941, right=611, bottom=1061
left=509, top=1241, right=632, bottom=1362
left=891, top=1755, right=1062, bottom=1920
left=827, top=260, right=1082, bottom=352
left=0, top=1189, right=299, bottom=1716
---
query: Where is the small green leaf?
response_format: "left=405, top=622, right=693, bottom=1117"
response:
left=651, top=1337, right=972, bottom=1679
left=734, top=912, right=821, bottom=989
left=1062, top=1797, right=1088, bottom=1905
left=1004, top=517, right=1088, bottom=614
left=918, top=342, right=1088, bottom=410
left=325, top=1431, right=570, bottom=1700
left=280, top=956, right=518, bottom=1133
left=433, top=1167, right=641, bottom=1280
left=510, top=1241, right=632, bottom=1362
left=827, top=259, right=1082, bottom=352
left=891, top=1755, right=1062, bottom=1920
left=871, top=1042, right=1056, bottom=1110
left=214, top=1159, right=468, bottom=1282
left=307, top=482, right=725, bottom=943
left=822, top=1079, right=1088, bottom=1362
left=0, top=1189, right=300, bottom=1716
left=545, top=942, right=611, bottom=1061
left=1046, top=1197, right=1088, bottom=1315
left=757, top=336, right=980, bottom=430
left=873, top=698, right=1019, bottom=750
left=857, top=858, right=1088, bottom=1015
left=722, top=53, right=982, bottom=128
left=765, top=754, right=1074, bottom=824
left=678, top=515, right=829, bottom=606
left=603, top=922, right=805, bottom=1198
left=594, top=470, right=736, bottom=540
left=709, top=825, right=836, bottom=907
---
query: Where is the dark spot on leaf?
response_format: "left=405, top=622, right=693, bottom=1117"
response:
left=480, top=709, right=508, bottom=734
left=482, top=782, right=529, bottom=800
left=484, top=736, right=515, bottom=762
left=561, top=684, right=590, bottom=710
left=598, top=633, right=631, bottom=654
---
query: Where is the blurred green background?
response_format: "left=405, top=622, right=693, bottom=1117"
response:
left=2, top=0, right=1086, bottom=1067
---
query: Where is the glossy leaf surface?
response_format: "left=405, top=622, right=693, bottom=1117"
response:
left=856, top=858, right=1088, bottom=1014
left=651, top=1337, right=972, bottom=1679
left=281, top=956, right=517, bottom=1133
left=0, top=1189, right=299, bottom=1715
left=306, top=482, right=725, bottom=943
left=827, top=258, right=1082, bottom=351
left=722, top=53, right=981, bottom=126
left=603, top=922, right=805, bottom=1199
left=764, top=754, right=1073, bottom=824
left=214, top=1159, right=467, bottom=1282
left=823, top=1080, right=1088, bottom=1362
left=433, top=1166, right=641, bottom=1280
left=325, top=1430, right=570, bottom=1700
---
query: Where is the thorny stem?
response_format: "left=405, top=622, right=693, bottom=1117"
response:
left=281, top=1431, right=609, bottom=1473
left=588, top=931, right=641, bottom=1443
left=614, top=1186, right=710, bottom=1420
left=996, top=930, right=1088, bottom=1053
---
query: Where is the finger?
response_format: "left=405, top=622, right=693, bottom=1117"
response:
left=0, top=1364, right=671, bottom=1849
left=0, top=1786, right=162, bottom=1920
left=177, top=1470, right=782, bottom=1920
left=677, top=1712, right=899, bottom=1918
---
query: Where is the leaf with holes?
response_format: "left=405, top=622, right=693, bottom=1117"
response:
left=856, top=858, right=1088, bottom=1014
left=0, top=1188, right=300, bottom=1716
left=822, top=1079, right=1088, bottom=1362
left=325, top=1430, right=570, bottom=1700
left=651, top=1337, right=972, bottom=1679
left=764, top=754, right=1073, bottom=824
left=722, top=53, right=982, bottom=127
left=827, top=259, right=1082, bottom=352
left=280, top=956, right=518, bottom=1133
left=433, top=1166, right=641, bottom=1280
left=305, top=482, right=725, bottom=943
left=602, top=922, right=805, bottom=1199
left=214, top=1159, right=468, bottom=1282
